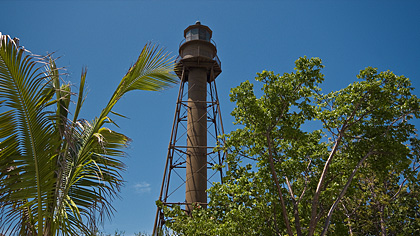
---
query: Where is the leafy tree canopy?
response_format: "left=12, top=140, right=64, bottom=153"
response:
left=162, top=57, right=420, bottom=236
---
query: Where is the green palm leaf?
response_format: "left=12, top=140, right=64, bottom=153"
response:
left=0, top=33, right=59, bottom=235
left=0, top=33, right=176, bottom=235
left=55, top=43, right=176, bottom=234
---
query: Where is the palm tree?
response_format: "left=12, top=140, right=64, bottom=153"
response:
left=0, top=33, right=176, bottom=235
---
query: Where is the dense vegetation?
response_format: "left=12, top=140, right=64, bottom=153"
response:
left=1, top=33, right=419, bottom=235
left=0, top=34, right=176, bottom=236
left=162, top=57, right=420, bottom=235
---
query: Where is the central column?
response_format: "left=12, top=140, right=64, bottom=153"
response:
left=186, top=67, right=207, bottom=212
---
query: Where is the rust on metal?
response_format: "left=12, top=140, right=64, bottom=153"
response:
left=153, top=22, right=225, bottom=235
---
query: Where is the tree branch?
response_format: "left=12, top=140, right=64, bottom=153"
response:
left=266, top=132, right=294, bottom=236
left=308, top=96, right=365, bottom=236
left=297, top=158, right=311, bottom=204
left=285, top=176, right=303, bottom=236
left=391, top=163, right=419, bottom=201
left=308, top=134, right=343, bottom=236
left=320, top=149, right=375, bottom=236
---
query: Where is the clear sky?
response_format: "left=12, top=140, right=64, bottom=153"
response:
left=2, top=1, right=420, bottom=235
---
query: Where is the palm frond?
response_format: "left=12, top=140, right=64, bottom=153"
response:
left=1, top=36, right=176, bottom=235
left=0, top=33, right=59, bottom=235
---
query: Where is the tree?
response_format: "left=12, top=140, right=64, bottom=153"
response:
left=0, top=34, right=176, bottom=235
left=163, top=57, right=420, bottom=235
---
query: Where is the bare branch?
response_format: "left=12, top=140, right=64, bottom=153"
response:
left=391, top=163, right=419, bottom=200
left=297, top=159, right=312, bottom=204
left=308, top=133, right=343, bottom=236
left=308, top=96, right=365, bottom=236
left=320, top=149, right=375, bottom=236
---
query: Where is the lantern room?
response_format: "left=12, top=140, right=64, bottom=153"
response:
left=176, top=21, right=221, bottom=82
left=184, top=21, right=212, bottom=42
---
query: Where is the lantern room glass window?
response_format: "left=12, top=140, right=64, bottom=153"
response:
left=186, top=28, right=210, bottom=42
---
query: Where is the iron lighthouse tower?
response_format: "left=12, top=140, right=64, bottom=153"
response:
left=153, top=22, right=224, bottom=234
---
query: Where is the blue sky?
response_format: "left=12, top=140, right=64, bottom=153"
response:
left=2, top=1, right=420, bottom=235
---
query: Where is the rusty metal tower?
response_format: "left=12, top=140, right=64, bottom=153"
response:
left=153, top=21, right=224, bottom=235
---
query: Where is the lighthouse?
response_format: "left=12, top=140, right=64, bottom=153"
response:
left=153, top=22, right=224, bottom=234
left=179, top=21, right=222, bottom=210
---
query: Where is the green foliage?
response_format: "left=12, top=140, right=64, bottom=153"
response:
left=164, top=56, right=420, bottom=235
left=0, top=35, right=176, bottom=235
left=95, top=230, right=152, bottom=236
